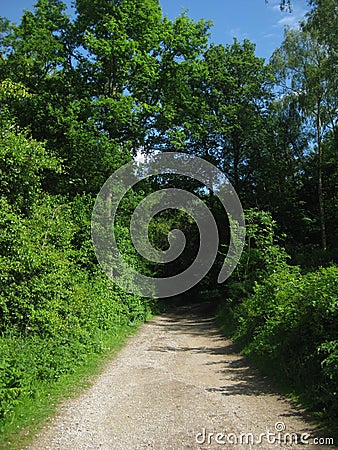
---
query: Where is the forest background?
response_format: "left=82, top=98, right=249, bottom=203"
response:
left=0, top=0, right=337, bottom=443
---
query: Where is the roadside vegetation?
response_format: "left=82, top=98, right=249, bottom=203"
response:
left=217, top=210, right=337, bottom=431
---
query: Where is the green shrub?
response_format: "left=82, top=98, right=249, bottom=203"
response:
left=0, top=125, right=154, bottom=426
left=219, top=265, right=338, bottom=417
left=225, top=209, right=289, bottom=301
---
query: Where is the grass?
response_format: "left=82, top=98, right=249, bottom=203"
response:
left=0, top=322, right=143, bottom=450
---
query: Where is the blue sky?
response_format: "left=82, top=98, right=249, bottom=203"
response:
left=1, top=0, right=309, bottom=61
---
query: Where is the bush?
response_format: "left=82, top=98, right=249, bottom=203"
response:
left=0, top=125, right=154, bottom=425
left=218, top=265, right=338, bottom=417
left=224, top=209, right=289, bottom=301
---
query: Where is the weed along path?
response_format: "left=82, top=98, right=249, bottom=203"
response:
left=28, top=304, right=334, bottom=450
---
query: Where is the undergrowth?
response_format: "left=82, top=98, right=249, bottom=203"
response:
left=217, top=210, right=338, bottom=436
left=0, top=321, right=145, bottom=450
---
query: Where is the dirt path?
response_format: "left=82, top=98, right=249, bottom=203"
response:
left=28, top=303, right=335, bottom=450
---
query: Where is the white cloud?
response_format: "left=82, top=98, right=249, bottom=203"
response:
left=227, top=28, right=249, bottom=41
left=228, top=27, right=240, bottom=37
left=266, top=0, right=308, bottom=29
left=274, top=6, right=307, bottom=29
left=263, top=32, right=278, bottom=39
left=271, top=3, right=283, bottom=11
left=277, top=15, right=300, bottom=26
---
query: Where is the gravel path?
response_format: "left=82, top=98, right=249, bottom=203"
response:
left=28, top=303, right=335, bottom=450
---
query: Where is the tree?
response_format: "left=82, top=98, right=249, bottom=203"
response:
left=306, top=0, right=338, bottom=56
left=139, top=12, right=212, bottom=154
left=181, top=39, right=274, bottom=201
left=0, top=0, right=158, bottom=194
left=271, top=28, right=338, bottom=251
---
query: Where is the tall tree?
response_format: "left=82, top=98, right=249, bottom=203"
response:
left=183, top=39, right=274, bottom=201
left=305, top=0, right=338, bottom=56
left=271, top=27, right=338, bottom=251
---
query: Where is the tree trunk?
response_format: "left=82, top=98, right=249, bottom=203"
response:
left=317, top=105, right=327, bottom=251
left=232, top=132, right=240, bottom=193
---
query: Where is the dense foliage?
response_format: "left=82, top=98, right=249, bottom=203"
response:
left=215, top=0, right=337, bottom=423
left=217, top=210, right=337, bottom=418
left=0, top=114, right=153, bottom=422
left=0, top=0, right=337, bottom=434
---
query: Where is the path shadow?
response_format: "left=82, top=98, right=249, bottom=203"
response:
left=147, top=303, right=335, bottom=445
left=149, top=305, right=278, bottom=397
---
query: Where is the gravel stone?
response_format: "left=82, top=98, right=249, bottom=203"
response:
left=27, top=304, right=335, bottom=450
